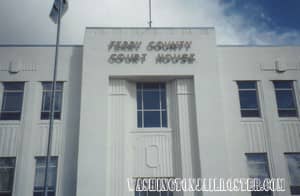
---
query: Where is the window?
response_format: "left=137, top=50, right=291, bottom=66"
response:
left=41, top=82, right=63, bottom=120
left=0, top=82, right=24, bottom=120
left=33, top=157, right=58, bottom=196
left=285, top=153, right=300, bottom=195
left=0, top=158, right=16, bottom=196
left=246, top=153, right=272, bottom=196
left=137, top=83, right=167, bottom=128
left=273, top=81, right=298, bottom=117
left=237, top=81, right=260, bottom=117
left=135, top=178, right=173, bottom=196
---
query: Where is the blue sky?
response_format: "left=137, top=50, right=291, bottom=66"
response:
left=220, top=0, right=300, bottom=44
left=222, top=0, right=300, bottom=31
left=0, top=0, right=299, bottom=45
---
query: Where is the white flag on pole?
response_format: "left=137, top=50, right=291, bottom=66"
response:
left=50, top=0, right=68, bottom=24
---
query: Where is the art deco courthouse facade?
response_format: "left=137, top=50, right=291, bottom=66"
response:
left=0, top=28, right=300, bottom=196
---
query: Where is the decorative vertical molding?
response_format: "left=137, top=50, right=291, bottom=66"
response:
left=107, top=79, right=128, bottom=196
left=14, top=82, right=36, bottom=196
left=173, top=79, right=200, bottom=196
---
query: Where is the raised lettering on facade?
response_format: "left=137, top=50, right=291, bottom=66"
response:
left=108, top=41, right=196, bottom=64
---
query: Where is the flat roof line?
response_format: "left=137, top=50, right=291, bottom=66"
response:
left=0, top=44, right=83, bottom=48
left=86, top=27, right=215, bottom=30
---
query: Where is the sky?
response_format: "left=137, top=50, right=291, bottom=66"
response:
left=0, top=0, right=299, bottom=45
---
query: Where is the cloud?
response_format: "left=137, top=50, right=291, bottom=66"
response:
left=0, top=0, right=299, bottom=45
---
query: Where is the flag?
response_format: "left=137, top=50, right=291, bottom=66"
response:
left=49, top=0, right=68, bottom=24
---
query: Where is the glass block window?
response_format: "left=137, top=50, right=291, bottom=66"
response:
left=246, top=153, right=272, bottom=196
left=273, top=81, right=298, bottom=117
left=137, top=83, right=167, bottom=128
left=237, top=81, right=261, bottom=117
left=285, top=153, right=300, bottom=195
left=0, top=82, right=24, bottom=120
left=41, top=82, right=63, bottom=120
left=33, top=157, right=58, bottom=196
left=0, top=158, right=15, bottom=196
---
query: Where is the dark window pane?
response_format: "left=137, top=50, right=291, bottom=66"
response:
left=41, top=112, right=49, bottom=120
left=247, top=154, right=272, bottom=196
left=41, top=112, right=61, bottom=120
left=42, top=92, right=62, bottom=111
left=144, top=111, right=161, bottom=127
left=0, top=169, right=14, bottom=191
left=143, top=91, right=160, bottom=109
left=42, top=82, right=52, bottom=90
left=161, top=91, right=166, bottom=109
left=0, top=158, right=15, bottom=194
left=137, top=91, right=142, bottom=110
left=143, top=83, right=160, bottom=90
left=161, top=192, right=169, bottom=196
left=1, top=83, right=24, bottom=121
left=54, top=112, right=61, bottom=119
left=0, top=112, right=21, bottom=120
left=247, top=153, right=267, bottom=162
left=278, top=110, right=298, bottom=117
left=291, top=186, right=300, bottom=195
left=33, top=191, right=55, bottom=196
left=135, top=191, right=147, bottom=196
left=42, top=92, right=51, bottom=111
left=148, top=191, right=160, bottom=196
left=0, top=159, right=15, bottom=167
left=239, top=91, right=258, bottom=109
left=251, top=191, right=272, bottom=196
left=41, top=82, right=63, bottom=120
left=0, top=193, right=12, bottom=196
left=246, top=154, right=270, bottom=179
left=34, top=157, right=57, bottom=196
left=2, top=92, right=23, bottom=111
left=241, top=110, right=260, bottom=117
left=42, top=82, right=63, bottom=91
left=162, top=111, right=168, bottom=127
left=54, top=93, right=62, bottom=111
left=3, top=82, right=24, bottom=90
left=136, top=82, right=167, bottom=128
left=136, top=83, right=142, bottom=90
left=159, top=83, right=166, bottom=90
left=55, top=82, right=63, bottom=90
left=273, top=81, right=293, bottom=89
left=275, top=90, right=296, bottom=109
left=137, top=111, right=142, bottom=128
left=286, top=154, right=300, bottom=187
left=237, top=81, right=256, bottom=89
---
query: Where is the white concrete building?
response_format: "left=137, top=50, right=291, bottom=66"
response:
left=0, top=28, right=299, bottom=196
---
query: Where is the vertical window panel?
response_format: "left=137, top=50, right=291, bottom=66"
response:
left=0, top=158, right=16, bottom=196
left=273, top=81, right=298, bottom=117
left=0, top=82, right=24, bottom=120
left=33, top=157, right=58, bottom=196
left=246, top=153, right=272, bottom=196
left=41, top=82, right=63, bottom=120
left=285, top=153, right=300, bottom=195
left=136, top=83, right=167, bottom=128
left=237, top=81, right=260, bottom=118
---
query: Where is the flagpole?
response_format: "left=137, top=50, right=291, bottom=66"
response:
left=148, top=0, right=152, bottom=28
left=43, top=0, right=62, bottom=195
